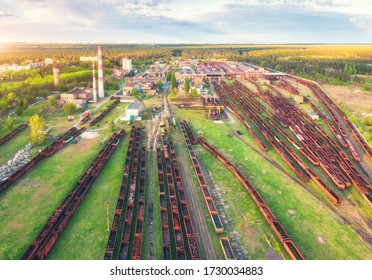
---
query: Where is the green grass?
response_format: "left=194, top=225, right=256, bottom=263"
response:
left=172, top=106, right=372, bottom=260
left=0, top=138, right=100, bottom=259
left=0, top=129, right=30, bottom=166
left=47, top=132, right=129, bottom=260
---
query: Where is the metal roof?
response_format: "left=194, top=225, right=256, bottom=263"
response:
left=127, top=102, right=143, bottom=110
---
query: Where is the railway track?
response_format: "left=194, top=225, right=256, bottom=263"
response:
left=0, top=122, right=27, bottom=146
left=222, top=106, right=372, bottom=249
left=165, top=136, right=201, bottom=259
left=116, top=127, right=143, bottom=260
left=22, top=130, right=125, bottom=260
left=0, top=127, right=86, bottom=195
left=172, top=129, right=216, bottom=259
left=104, top=126, right=138, bottom=260
left=180, top=120, right=224, bottom=234
left=89, top=99, right=120, bottom=127
left=198, top=136, right=304, bottom=260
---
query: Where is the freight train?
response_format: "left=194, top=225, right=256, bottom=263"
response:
left=22, top=130, right=125, bottom=260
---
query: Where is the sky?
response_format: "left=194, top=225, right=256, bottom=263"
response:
left=0, top=0, right=371, bottom=43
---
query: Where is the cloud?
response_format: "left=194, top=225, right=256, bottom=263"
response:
left=0, top=11, right=14, bottom=17
left=0, top=0, right=370, bottom=43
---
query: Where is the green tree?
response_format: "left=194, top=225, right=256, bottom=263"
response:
left=6, top=116, right=13, bottom=131
left=361, top=118, right=368, bottom=125
left=166, top=72, right=172, bottom=82
left=63, top=103, right=77, bottom=115
left=190, top=88, right=198, bottom=97
left=363, top=133, right=370, bottom=141
left=28, top=114, right=45, bottom=145
left=6, top=92, right=15, bottom=104
left=171, top=71, right=177, bottom=89
left=368, top=116, right=372, bottom=125
left=349, top=116, right=358, bottom=124
left=22, top=98, right=28, bottom=109
left=48, top=96, right=57, bottom=107
left=156, top=79, right=163, bottom=89
left=184, top=77, right=190, bottom=94
left=107, top=118, right=116, bottom=132
left=357, top=126, right=364, bottom=133
left=131, top=87, right=139, bottom=98
left=15, top=106, right=23, bottom=116
left=171, top=88, right=177, bottom=96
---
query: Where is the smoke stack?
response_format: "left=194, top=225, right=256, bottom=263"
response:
left=97, top=46, right=104, bottom=98
left=92, top=62, right=97, bottom=102
left=53, top=64, right=60, bottom=87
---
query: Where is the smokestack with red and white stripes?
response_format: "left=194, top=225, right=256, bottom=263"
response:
left=97, top=46, right=104, bottom=98
left=92, top=62, right=97, bottom=102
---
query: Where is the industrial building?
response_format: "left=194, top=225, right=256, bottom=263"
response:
left=121, top=102, right=144, bottom=121
left=308, top=111, right=319, bottom=121
left=59, top=88, right=93, bottom=108
left=80, top=56, right=98, bottom=61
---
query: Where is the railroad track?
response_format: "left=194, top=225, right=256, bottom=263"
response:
left=166, top=95, right=215, bottom=259
left=0, top=122, right=27, bottom=146
left=225, top=125, right=372, bottom=249
left=0, top=127, right=86, bottom=195
left=22, top=130, right=125, bottom=260
left=172, top=129, right=217, bottom=259
left=199, top=137, right=304, bottom=260
left=89, top=99, right=120, bottom=127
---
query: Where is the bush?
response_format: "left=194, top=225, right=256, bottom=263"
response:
left=6, top=116, right=13, bottom=131
left=63, top=103, right=77, bottom=115
left=362, top=84, right=372, bottom=91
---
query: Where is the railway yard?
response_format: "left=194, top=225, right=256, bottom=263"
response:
left=0, top=65, right=371, bottom=260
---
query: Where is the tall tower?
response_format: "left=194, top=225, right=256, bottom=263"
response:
left=92, top=62, right=97, bottom=102
left=53, top=64, right=60, bottom=87
left=122, top=58, right=132, bottom=71
left=97, top=46, right=104, bottom=98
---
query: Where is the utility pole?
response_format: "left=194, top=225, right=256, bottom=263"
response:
left=105, top=200, right=110, bottom=231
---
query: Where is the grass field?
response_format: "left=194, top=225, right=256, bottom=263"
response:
left=0, top=129, right=30, bottom=166
left=171, top=106, right=372, bottom=260
left=0, top=138, right=99, bottom=259
left=47, top=132, right=129, bottom=260
left=322, top=84, right=372, bottom=114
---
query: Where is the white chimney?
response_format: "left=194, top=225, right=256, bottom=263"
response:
left=92, top=62, right=97, bottom=102
left=97, top=46, right=104, bottom=98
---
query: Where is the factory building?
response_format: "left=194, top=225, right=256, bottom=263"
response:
left=80, top=56, right=98, bottom=61
left=122, top=58, right=132, bottom=71
left=308, top=111, right=319, bottom=121
left=121, top=102, right=144, bottom=121
left=45, top=58, right=54, bottom=65
left=59, top=88, right=93, bottom=108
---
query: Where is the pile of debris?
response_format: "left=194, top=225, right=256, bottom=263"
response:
left=0, top=143, right=32, bottom=182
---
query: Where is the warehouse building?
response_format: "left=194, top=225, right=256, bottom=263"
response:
left=121, top=102, right=144, bottom=121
